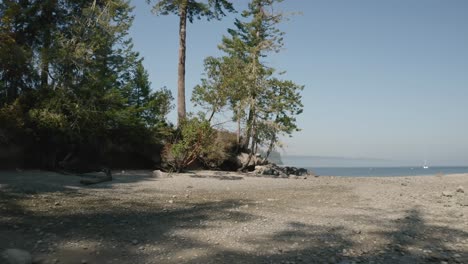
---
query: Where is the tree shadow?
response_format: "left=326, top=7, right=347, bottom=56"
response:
left=1, top=172, right=467, bottom=264
left=0, top=170, right=159, bottom=195
left=0, top=189, right=259, bottom=263
left=188, top=207, right=468, bottom=264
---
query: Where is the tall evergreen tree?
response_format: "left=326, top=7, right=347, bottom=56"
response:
left=193, top=0, right=303, bottom=166
left=146, top=0, right=235, bottom=126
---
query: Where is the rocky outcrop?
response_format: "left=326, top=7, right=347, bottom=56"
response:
left=233, top=152, right=312, bottom=178
left=253, top=163, right=311, bottom=178
left=235, top=153, right=268, bottom=170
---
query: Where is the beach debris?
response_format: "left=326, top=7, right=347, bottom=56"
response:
left=1, top=248, right=32, bottom=264
left=456, top=186, right=464, bottom=193
left=152, top=170, right=172, bottom=179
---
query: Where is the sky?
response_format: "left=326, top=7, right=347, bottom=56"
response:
left=129, top=0, right=468, bottom=166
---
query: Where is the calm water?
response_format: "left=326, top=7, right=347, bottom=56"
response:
left=304, top=166, right=468, bottom=177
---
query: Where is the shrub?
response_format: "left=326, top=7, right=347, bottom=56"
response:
left=199, top=130, right=238, bottom=169
left=162, top=116, right=215, bottom=172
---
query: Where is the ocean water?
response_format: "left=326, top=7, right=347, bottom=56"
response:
left=304, top=166, right=468, bottom=177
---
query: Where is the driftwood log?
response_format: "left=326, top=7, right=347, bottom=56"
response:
left=79, top=167, right=112, bottom=185
left=58, top=151, right=112, bottom=185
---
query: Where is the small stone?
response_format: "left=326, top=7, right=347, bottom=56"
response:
left=131, top=240, right=138, bottom=245
left=401, top=183, right=408, bottom=186
left=81, top=260, right=87, bottom=264
left=457, top=197, right=468, bottom=206
left=54, top=202, right=60, bottom=206
left=456, top=186, right=464, bottom=193
left=152, top=170, right=172, bottom=178
left=442, top=191, right=453, bottom=197
left=168, top=200, right=174, bottom=204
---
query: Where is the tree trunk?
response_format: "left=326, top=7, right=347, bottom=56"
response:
left=242, top=101, right=255, bottom=150
left=40, top=0, right=55, bottom=90
left=265, top=135, right=276, bottom=160
left=241, top=115, right=256, bottom=171
left=208, top=107, right=216, bottom=122
left=236, top=106, right=241, bottom=150
left=177, top=1, right=188, bottom=126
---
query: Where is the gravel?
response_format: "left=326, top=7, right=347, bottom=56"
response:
left=0, top=170, right=467, bottom=264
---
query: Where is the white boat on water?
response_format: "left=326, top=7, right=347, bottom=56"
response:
left=423, top=160, right=429, bottom=169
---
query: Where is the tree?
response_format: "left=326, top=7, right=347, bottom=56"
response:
left=193, top=0, right=303, bottom=168
left=0, top=0, right=175, bottom=169
left=258, top=78, right=303, bottom=159
left=219, top=0, right=284, bottom=152
left=0, top=0, right=38, bottom=103
left=146, top=0, right=235, bottom=126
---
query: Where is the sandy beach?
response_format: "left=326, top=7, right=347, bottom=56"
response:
left=1, top=170, right=467, bottom=264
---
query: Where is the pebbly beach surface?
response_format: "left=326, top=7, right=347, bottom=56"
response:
left=1, top=170, right=467, bottom=264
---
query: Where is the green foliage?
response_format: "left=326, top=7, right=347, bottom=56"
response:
left=148, top=0, right=235, bottom=22
left=147, top=0, right=235, bottom=124
left=162, top=115, right=215, bottom=172
left=199, top=130, right=238, bottom=168
left=193, top=0, right=303, bottom=160
left=0, top=0, right=174, bottom=169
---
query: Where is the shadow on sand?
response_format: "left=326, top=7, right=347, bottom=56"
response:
left=1, top=171, right=467, bottom=263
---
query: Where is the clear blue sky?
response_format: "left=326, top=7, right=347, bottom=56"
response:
left=129, top=0, right=468, bottom=166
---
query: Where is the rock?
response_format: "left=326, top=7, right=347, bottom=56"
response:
left=152, top=170, right=172, bottom=179
left=236, top=153, right=257, bottom=169
left=254, top=164, right=288, bottom=178
left=1, top=249, right=32, bottom=264
left=456, top=186, right=464, bottom=193
left=81, top=260, right=87, bottom=264
left=131, top=240, right=138, bottom=245
left=442, top=191, right=453, bottom=197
